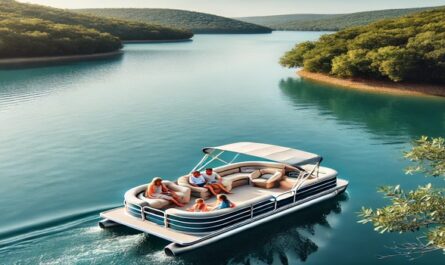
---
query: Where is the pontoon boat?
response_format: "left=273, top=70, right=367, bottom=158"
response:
left=99, top=142, right=348, bottom=256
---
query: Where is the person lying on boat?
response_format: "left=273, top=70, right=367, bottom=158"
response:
left=187, top=198, right=209, bottom=212
left=211, top=194, right=236, bottom=211
left=203, top=168, right=231, bottom=195
left=145, top=177, right=185, bottom=207
left=189, top=171, right=207, bottom=187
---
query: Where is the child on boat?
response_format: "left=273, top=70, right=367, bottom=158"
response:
left=187, top=198, right=209, bottom=212
left=211, top=194, right=236, bottom=210
left=146, top=177, right=185, bottom=207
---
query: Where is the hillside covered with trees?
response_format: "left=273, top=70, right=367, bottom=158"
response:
left=0, top=0, right=192, bottom=59
left=239, top=7, right=438, bottom=31
left=76, top=8, right=272, bottom=34
left=280, top=8, right=445, bottom=85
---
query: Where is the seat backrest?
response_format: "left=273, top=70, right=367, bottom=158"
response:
left=214, top=161, right=285, bottom=177
left=177, top=175, right=190, bottom=186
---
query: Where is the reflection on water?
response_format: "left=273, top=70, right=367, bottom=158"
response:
left=0, top=56, right=123, bottom=112
left=177, top=193, right=348, bottom=265
left=279, top=78, right=445, bottom=139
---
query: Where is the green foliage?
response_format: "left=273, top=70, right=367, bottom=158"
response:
left=0, top=1, right=193, bottom=58
left=0, top=17, right=122, bottom=58
left=331, top=49, right=372, bottom=78
left=280, top=41, right=315, bottom=68
left=1, top=1, right=192, bottom=41
left=240, top=7, right=440, bottom=31
left=405, top=136, right=445, bottom=177
left=280, top=8, right=445, bottom=84
left=76, top=8, right=272, bottom=34
left=359, top=137, right=445, bottom=256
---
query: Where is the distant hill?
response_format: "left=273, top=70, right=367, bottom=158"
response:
left=76, top=8, right=272, bottom=34
left=2, top=1, right=192, bottom=41
left=237, top=6, right=440, bottom=31
left=0, top=0, right=192, bottom=59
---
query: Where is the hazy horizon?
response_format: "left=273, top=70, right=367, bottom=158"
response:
left=16, top=0, right=445, bottom=17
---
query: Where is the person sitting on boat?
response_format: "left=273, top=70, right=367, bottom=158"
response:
left=211, top=194, right=236, bottom=211
left=187, top=198, right=209, bottom=212
left=146, top=177, right=185, bottom=207
left=203, top=168, right=231, bottom=195
left=189, top=171, right=207, bottom=187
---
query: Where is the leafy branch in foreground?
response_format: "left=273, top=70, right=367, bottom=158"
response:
left=404, top=136, right=445, bottom=177
left=359, top=136, right=445, bottom=259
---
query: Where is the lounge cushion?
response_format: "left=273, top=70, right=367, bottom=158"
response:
left=125, top=181, right=191, bottom=209
left=221, top=173, right=250, bottom=190
left=250, top=168, right=283, bottom=189
left=240, top=167, right=257, bottom=173
left=178, top=175, right=212, bottom=200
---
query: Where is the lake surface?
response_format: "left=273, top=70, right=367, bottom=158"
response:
left=1, top=32, right=444, bottom=265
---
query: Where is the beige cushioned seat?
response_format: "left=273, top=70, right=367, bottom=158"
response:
left=177, top=162, right=287, bottom=198
left=178, top=175, right=212, bottom=200
left=250, top=168, right=284, bottom=189
left=125, top=181, right=191, bottom=209
left=220, top=173, right=251, bottom=191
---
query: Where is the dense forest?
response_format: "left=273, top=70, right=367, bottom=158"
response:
left=0, top=0, right=192, bottom=58
left=239, top=7, right=438, bottom=31
left=0, top=16, right=122, bottom=58
left=76, top=8, right=272, bottom=34
left=280, top=8, right=445, bottom=84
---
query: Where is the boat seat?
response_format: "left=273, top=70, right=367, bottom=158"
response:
left=125, top=181, right=191, bottom=209
left=250, top=168, right=284, bottom=189
left=177, top=162, right=288, bottom=199
left=178, top=175, right=212, bottom=200
left=221, top=173, right=251, bottom=191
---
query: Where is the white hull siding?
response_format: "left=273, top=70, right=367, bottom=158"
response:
left=164, top=180, right=347, bottom=256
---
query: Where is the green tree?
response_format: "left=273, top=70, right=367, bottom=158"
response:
left=359, top=136, right=445, bottom=258
left=280, top=8, right=445, bottom=85
left=331, top=49, right=372, bottom=77
left=368, top=46, right=419, bottom=82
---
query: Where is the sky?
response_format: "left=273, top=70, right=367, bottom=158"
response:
left=17, top=0, right=445, bottom=17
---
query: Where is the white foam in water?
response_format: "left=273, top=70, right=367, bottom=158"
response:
left=39, top=231, right=146, bottom=264
left=144, top=250, right=176, bottom=264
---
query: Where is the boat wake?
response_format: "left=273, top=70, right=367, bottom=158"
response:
left=0, top=205, right=117, bottom=250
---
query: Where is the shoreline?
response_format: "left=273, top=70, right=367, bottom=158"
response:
left=297, top=69, right=445, bottom=98
left=0, top=51, right=123, bottom=68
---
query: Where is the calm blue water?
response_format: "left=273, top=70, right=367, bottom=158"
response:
left=0, top=32, right=444, bottom=264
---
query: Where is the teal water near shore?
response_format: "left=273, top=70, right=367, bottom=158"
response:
left=0, top=32, right=444, bottom=264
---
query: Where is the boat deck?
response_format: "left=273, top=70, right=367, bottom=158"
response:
left=101, top=184, right=290, bottom=244
left=178, top=185, right=289, bottom=210
left=101, top=207, right=201, bottom=244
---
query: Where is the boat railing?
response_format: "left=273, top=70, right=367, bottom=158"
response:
left=125, top=176, right=338, bottom=234
left=125, top=188, right=304, bottom=233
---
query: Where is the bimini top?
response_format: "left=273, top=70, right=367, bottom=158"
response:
left=203, top=142, right=322, bottom=167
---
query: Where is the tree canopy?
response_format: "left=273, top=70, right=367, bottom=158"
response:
left=0, top=0, right=193, bottom=58
left=1, top=1, right=192, bottom=41
left=240, top=7, right=438, bottom=31
left=280, top=8, right=445, bottom=84
left=359, top=136, right=445, bottom=258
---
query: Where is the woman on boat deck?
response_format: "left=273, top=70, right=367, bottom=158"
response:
left=146, top=177, right=185, bottom=207
left=187, top=198, right=209, bottom=212
left=211, top=194, right=236, bottom=211
left=203, top=168, right=231, bottom=195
